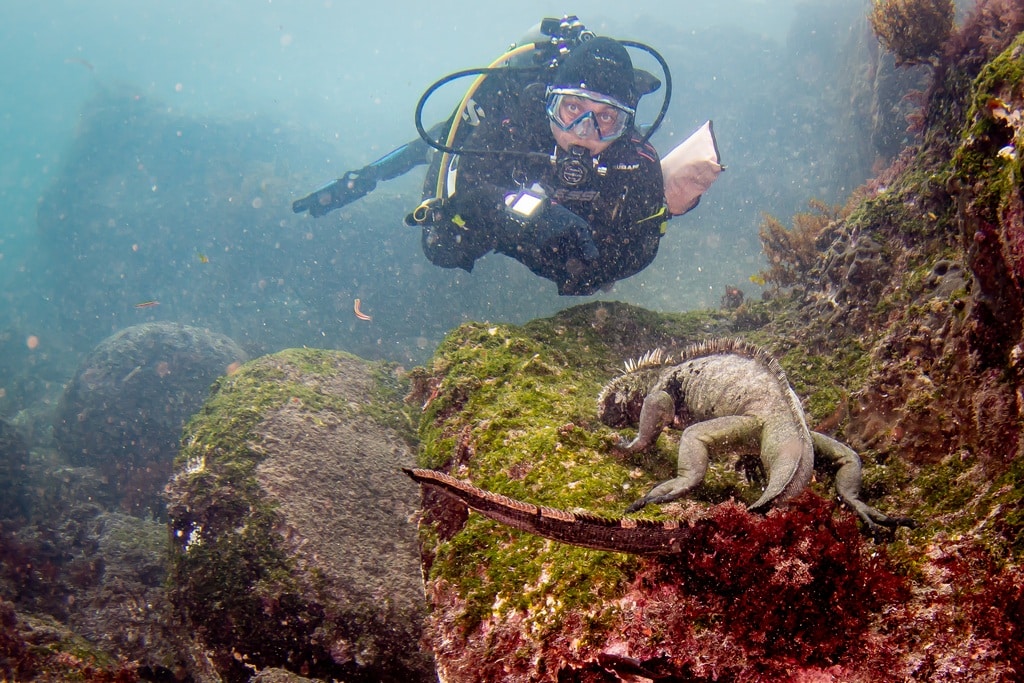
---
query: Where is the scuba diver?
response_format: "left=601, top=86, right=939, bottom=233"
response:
left=293, top=16, right=721, bottom=296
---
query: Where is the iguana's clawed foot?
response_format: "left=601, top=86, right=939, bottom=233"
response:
left=626, top=478, right=694, bottom=513
left=608, top=435, right=640, bottom=453
left=626, top=498, right=649, bottom=513
left=625, top=494, right=677, bottom=513
left=853, top=504, right=918, bottom=538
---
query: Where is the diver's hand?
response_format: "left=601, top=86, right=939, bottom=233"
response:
left=533, top=203, right=599, bottom=264
left=292, top=169, right=378, bottom=217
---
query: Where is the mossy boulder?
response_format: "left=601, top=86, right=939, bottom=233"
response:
left=409, top=302, right=922, bottom=682
left=166, top=348, right=433, bottom=683
left=0, top=599, right=143, bottom=682
left=949, top=30, right=1024, bottom=363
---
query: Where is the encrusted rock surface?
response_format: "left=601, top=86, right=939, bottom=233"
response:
left=166, top=348, right=433, bottom=683
left=408, top=305, right=917, bottom=682
left=408, top=290, right=1022, bottom=680
left=0, top=506, right=195, bottom=681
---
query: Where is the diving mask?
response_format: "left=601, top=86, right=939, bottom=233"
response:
left=545, top=87, right=635, bottom=142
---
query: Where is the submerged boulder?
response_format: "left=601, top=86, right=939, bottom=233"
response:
left=408, top=303, right=919, bottom=682
left=0, top=418, right=29, bottom=520
left=166, top=348, right=432, bottom=683
left=53, top=322, right=246, bottom=516
left=62, top=511, right=182, bottom=674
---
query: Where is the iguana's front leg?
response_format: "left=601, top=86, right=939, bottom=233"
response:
left=811, top=432, right=916, bottom=533
left=627, top=415, right=763, bottom=513
left=616, top=390, right=675, bottom=453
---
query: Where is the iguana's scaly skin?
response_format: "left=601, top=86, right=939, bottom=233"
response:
left=597, top=339, right=911, bottom=531
left=405, top=340, right=912, bottom=555
left=404, top=467, right=694, bottom=554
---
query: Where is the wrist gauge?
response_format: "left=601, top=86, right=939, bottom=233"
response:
left=505, top=187, right=547, bottom=220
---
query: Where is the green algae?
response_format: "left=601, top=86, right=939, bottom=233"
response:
left=950, top=33, right=1024, bottom=217
left=176, top=347, right=409, bottom=472
left=991, top=455, right=1024, bottom=553
left=412, top=298, right=923, bottom=637
left=167, top=347, right=412, bottom=663
left=916, top=451, right=978, bottom=511
left=778, top=341, right=871, bottom=423
left=414, top=303, right=792, bottom=637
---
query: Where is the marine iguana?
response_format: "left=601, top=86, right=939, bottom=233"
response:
left=405, top=339, right=912, bottom=555
left=595, top=339, right=911, bottom=531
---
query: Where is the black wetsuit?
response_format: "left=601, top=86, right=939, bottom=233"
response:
left=420, top=70, right=666, bottom=296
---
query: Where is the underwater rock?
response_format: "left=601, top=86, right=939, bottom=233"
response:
left=919, top=259, right=967, bottom=302
left=0, top=419, right=29, bottom=520
left=806, top=225, right=892, bottom=333
left=251, top=669, right=319, bottom=683
left=53, top=322, right=246, bottom=517
left=166, top=348, right=433, bottom=683
left=410, top=276, right=1024, bottom=680
left=1, top=499, right=202, bottom=680
left=408, top=302, right=930, bottom=682
left=0, top=596, right=145, bottom=682
left=949, top=31, right=1024, bottom=369
left=63, top=512, right=178, bottom=670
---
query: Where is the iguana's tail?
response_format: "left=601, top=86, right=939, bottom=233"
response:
left=404, top=468, right=693, bottom=555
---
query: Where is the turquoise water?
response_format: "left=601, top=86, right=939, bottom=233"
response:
left=0, top=0, right=871, bottom=411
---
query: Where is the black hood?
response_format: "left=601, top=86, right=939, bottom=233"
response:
left=552, top=36, right=638, bottom=109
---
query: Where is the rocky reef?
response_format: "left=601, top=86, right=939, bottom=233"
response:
left=404, top=5, right=1024, bottom=681
left=5, top=3, right=1024, bottom=681
left=405, top=305, right=908, bottom=681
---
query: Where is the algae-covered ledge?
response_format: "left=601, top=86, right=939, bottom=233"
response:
left=410, top=308, right=648, bottom=636
left=409, top=301, right=919, bottom=682
left=410, top=302, right=866, bottom=632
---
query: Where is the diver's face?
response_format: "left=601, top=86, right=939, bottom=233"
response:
left=549, top=96, right=620, bottom=155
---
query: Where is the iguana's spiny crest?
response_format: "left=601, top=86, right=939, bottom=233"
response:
left=596, top=338, right=791, bottom=427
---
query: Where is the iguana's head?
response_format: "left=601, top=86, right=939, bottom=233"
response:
left=596, top=366, right=663, bottom=427
left=597, top=349, right=673, bottom=427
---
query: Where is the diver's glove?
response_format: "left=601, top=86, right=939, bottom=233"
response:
left=497, top=202, right=599, bottom=266
left=292, top=167, right=378, bottom=217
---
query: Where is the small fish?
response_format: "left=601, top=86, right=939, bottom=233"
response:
left=197, top=252, right=209, bottom=264
left=134, top=300, right=160, bottom=309
left=64, top=57, right=95, bottom=72
left=353, top=298, right=372, bottom=321
left=748, top=273, right=766, bottom=286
